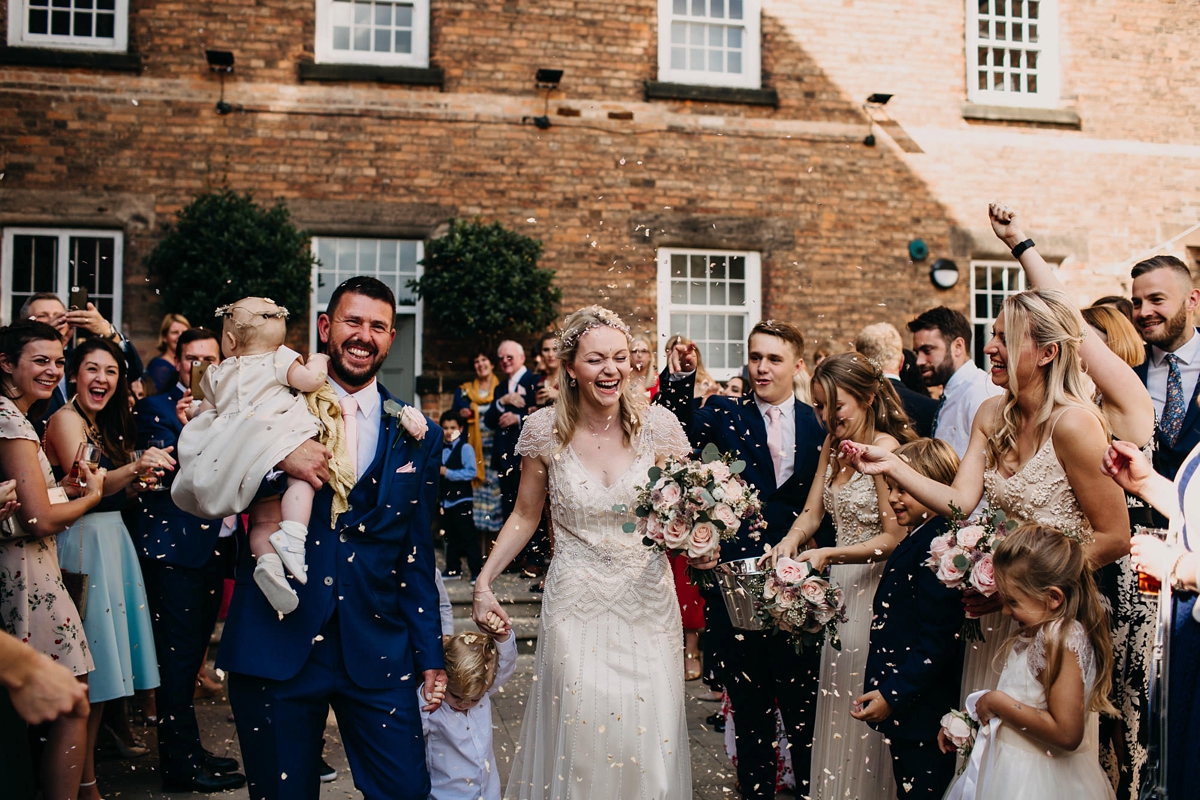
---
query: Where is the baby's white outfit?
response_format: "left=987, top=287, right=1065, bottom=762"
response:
left=173, top=345, right=320, bottom=519
left=949, top=620, right=1116, bottom=800
left=421, top=635, right=517, bottom=800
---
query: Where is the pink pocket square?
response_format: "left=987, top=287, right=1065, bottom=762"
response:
left=396, top=462, right=417, bottom=474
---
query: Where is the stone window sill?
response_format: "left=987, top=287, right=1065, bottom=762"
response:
left=298, top=62, right=443, bottom=87
left=962, top=102, right=1081, bottom=127
left=645, top=81, right=779, bottom=107
left=0, top=46, right=141, bottom=72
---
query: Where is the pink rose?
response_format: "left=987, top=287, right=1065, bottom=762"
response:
left=936, top=547, right=968, bottom=588
left=799, top=577, right=827, bottom=606
left=774, top=556, right=808, bottom=585
left=969, top=553, right=996, bottom=595
left=830, top=587, right=845, bottom=610
left=777, top=585, right=800, bottom=610
left=814, top=604, right=838, bottom=625
left=688, top=521, right=720, bottom=559
left=929, top=532, right=955, bottom=560
left=664, top=514, right=692, bottom=549
left=707, top=461, right=731, bottom=483
left=713, top=503, right=739, bottom=529
left=722, top=479, right=744, bottom=503
left=652, top=481, right=683, bottom=509
left=956, top=525, right=987, bottom=550
left=645, top=515, right=666, bottom=545
left=399, top=406, right=427, bottom=440
left=940, top=711, right=977, bottom=750
left=763, top=574, right=781, bottom=600
left=688, top=487, right=711, bottom=508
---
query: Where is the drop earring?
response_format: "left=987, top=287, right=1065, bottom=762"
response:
left=569, top=377, right=578, bottom=387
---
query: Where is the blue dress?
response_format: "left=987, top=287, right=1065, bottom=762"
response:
left=57, top=453, right=160, bottom=704
left=1169, top=452, right=1200, bottom=799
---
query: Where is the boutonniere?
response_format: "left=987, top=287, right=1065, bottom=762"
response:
left=383, top=399, right=427, bottom=449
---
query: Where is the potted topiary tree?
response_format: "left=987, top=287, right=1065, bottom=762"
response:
left=144, top=189, right=316, bottom=336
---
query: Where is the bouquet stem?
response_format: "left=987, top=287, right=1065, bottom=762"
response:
left=686, top=565, right=716, bottom=591
left=959, top=617, right=985, bottom=643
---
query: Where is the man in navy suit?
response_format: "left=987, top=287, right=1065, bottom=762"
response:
left=219, top=277, right=446, bottom=800
left=484, top=340, right=545, bottom=572
left=657, top=320, right=827, bottom=799
left=853, top=483, right=963, bottom=797
left=856, top=323, right=939, bottom=438
left=132, top=327, right=245, bottom=792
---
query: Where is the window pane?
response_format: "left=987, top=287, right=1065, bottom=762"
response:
left=690, top=22, right=704, bottom=44
left=671, top=20, right=687, bottom=44
left=727, top=51, right=741, bottom=73
left=98, top=0, right=115, bottom=7
left=28, top=8, right=48, bottom=33
left=1027, top=73, right=1037, bottom=93
left=331, top=0, right=351, bottom=25
left=670, top=314, right=686, bottom=337
left=399, top=241, right=418, bottom=271
left=729, top=0, right=742, bottom=19
left=671, top=280, right=687, bottom=304
left=396, top=4, right=412, bottom=26
left=689, top=314, right=706, bottom=335
left=374, top=28, right=391, bottom=51
left=710, top=282, right=726, bottom=305
left=729, top=256, right=745, bottom=280
left=95, top=11, right=113, bottom=37
left=729, top=341, right=744, bottom=367
left=710, top=342, right=726, bottom=368
left=729, top=314, right=744, bottom=340
left=379, top=240, right=398, bottom=269
left=709, top=256, right=726, bottom=279
left=709, top=49, right=723, bottom=72
left=354, top=2, right=370, bottom=23
left=689, top=279, right=706, bottom=304
left=333, top=26, right=350, bottom=49
left=395, top=30, right=411, bottom=52
left=358, top=240, right=378, bottom=272
left=689, top=255, right=706, bottom=278
left=727, top=26, right=742, bottom=48
left=729, top=282, right=745, bottom=305
left=375, top=3, right=392, bottom=24
left=353, top=27, right=370, bottom=50
left=1028, top=0, right=1038, bottom=19
left=51, top=10, right=70, bottom=34
left=979, top=19, right=989, bottom=38
left=692, top=0, right=704, bottom=16
left=670, top=253, right=687, bottom=278
left=73, top=11, right=91, bottom=36
left=708, top=314, right=724, bottom=341
left=712, top=0, right=724, bottom=17
left=674, top=0, right=686, bottom=13
left=708, top=25, right=723, bottom=46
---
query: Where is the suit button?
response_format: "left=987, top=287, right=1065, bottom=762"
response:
left=339, top=533, right=347, bottom=543
left=323, top=577, right=333, bottom=586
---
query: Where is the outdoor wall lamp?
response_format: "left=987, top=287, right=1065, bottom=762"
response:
left=930, top=258, right=960, bottom=289
left=528, top=68, right=563, bottom=130
left=206, top=50, right=235, bottom=115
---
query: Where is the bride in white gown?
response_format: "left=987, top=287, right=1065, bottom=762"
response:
left=472, top=306, right=717, bottom=800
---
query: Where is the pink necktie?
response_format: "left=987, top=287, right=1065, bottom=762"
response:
left=765, top=405, right=783, bottom=484
left=340, top=396, right=359, bottom=479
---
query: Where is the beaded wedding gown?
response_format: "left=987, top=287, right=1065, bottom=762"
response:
left=506, top=406, right=693, bottom=800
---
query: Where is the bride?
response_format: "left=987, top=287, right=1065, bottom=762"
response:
left=472, top=306, right=717, bottom=799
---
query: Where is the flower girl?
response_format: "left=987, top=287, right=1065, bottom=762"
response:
left=942, top=523, right=1116, bottom=799
left=172, top=297, right=332, bottom=615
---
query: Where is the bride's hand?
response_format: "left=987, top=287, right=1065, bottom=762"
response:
left=472, top=587, right=512, bottom=637
left=767, top=535, right=802, bottom=565
left=794, top=548, right=829, bottom=572
left=839, top=440, right=894, bottom=476
left=687, top=548, right=720, bottom=571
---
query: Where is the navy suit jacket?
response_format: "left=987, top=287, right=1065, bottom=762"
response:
left=1134, top=340, right=1200, bottom=481
left=131, top=386, right=225, bottom=569
left=483, top=370, right=542, bottom=474
left=657, top=371, right=829, bottom=556
left=217, top=383, right=446, bottom=689
left=863, top=516, right=964, bottom=742
left=889, top=377, right=939, bottom=439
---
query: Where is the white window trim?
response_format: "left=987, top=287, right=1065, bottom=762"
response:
left=314, top=0, right=430, bottom=68
left=308, top=237, right=423, bottom=404
left=6, top=0, right=129, bottom=52
left=656, top=247, right=761, bottom=381
left=965, top=0, right=1060, bottom=109
left=969, top=259, right=1027, bottom=369
left=656, top=0, right=761, bottom=90
left=0, top=227, right=124, bottom=327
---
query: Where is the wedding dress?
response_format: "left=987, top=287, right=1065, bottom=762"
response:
left=505, top=405, right=693, bottom=799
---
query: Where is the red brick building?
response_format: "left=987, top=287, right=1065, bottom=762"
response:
left=1, top=1, right=1195, bottom=402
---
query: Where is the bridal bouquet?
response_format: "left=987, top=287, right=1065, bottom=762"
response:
left=620, top=443, right=765, bottom=588
left=759, top=556, right=847, bottom=654
left=925, top=504, right=1017, bottom=642
left=940, top=708, right=980, bottom=769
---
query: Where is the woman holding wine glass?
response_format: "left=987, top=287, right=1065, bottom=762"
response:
left=0, top=321, right=107, bottom=800
left=44, top=337, right=173, bottom=799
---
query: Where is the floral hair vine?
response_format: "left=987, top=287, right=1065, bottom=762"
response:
left=556, top=305, right=630, bottom=356
left=214, top=300, right=290, bottom=321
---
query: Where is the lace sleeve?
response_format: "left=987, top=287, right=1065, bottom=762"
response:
left=642, top=405, right=692, bottom=459
left=1028, top=621, right=1097, bottom=692
left=515, top=407, right=556, bottom=459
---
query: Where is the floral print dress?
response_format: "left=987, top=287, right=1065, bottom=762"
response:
left=0, top=396, right=92, bottom=675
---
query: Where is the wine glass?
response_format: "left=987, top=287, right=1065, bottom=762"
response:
left=73, top=443, right=102, bottom=490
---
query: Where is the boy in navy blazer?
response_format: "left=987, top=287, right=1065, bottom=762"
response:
left=657, top=320, right=828, bottom=799
left=852, top=438, right=964, bottom=798
left=219, top=278, right=446, bottom=800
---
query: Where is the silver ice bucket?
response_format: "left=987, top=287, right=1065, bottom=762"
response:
left=716, top=557, right=768, bottom=631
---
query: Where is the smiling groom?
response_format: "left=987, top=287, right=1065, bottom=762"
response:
left=218, top=277, right=446, bottom=800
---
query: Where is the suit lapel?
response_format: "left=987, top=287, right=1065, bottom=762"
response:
left=742, top=395, right=775, bottom=492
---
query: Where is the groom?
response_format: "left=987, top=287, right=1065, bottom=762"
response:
left=658, top=320, right=828, bottom=799
left=219, top=277, right=446, bottom=800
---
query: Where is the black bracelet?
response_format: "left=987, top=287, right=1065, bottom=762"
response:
left=1011, top=239, right=1035, bottom=259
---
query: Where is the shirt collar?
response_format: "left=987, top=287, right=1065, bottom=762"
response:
left=509, top=366, right=528, bottom=385
left=944, top=360, right=979, bottom=392
left=332, top=378, right=380, bottom=417
left=755, top=392, right=796, bottom=418
left=175, top=381, right=188, bottom=395
left=1152, top=329, right=1200, bottom=368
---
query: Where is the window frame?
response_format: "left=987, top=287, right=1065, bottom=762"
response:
left=308, top=235, right=424, bottom=400
left=969, top=259, right=1027, bottom=369
left=6, top=0, right=129, bottom=52
left=656, top=0, right=762, bottom=90
left=965, top=0, right=1060, bottom=109
left=313, top=0, right=430, bottom=68
left=0, top=227, right=124, bottom=327
left=655, top=247, right=762, bottom=382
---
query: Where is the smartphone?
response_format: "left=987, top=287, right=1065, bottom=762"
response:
left=68, top=286, right=88, bottom=312
left=190, top=362, right=211, bottom=401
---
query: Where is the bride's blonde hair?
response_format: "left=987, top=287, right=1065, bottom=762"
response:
left=552, top=306, right=642, bottom=450
left=986, top=288, right=1108, bottom=468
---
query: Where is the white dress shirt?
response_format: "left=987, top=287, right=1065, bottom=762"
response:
left=332, top=379, right=381, bottom=482
left=421, top=635, right=517, bottom=800
left=1146, top=330, right=1200, bottom=419
left=934, top=361, right=1003, bottom=459
left=755, top=393, right=797, bottom=484
left=506, top=365, right=529, bottom=395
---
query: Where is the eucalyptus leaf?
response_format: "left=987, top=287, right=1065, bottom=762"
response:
left=622, top=522, right=637, bottom=533
left=612, top=504, right=628, bottom=513
left=647, top=466, right=662, bottom=483
left=701, top=442, right=721, bottom=463
left=953, top=554, right=970, bottom=570
left=729, top=460, right=746, bottom=474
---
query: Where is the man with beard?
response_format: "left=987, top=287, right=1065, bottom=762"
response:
left=218, top=277, right=446, bottom=800
left=1131, top=255, right=1200, bottom=481
left=906, top=306, right=1002, bottom=458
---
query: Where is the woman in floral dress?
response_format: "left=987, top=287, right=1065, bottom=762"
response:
left=0, top=321, right=107, bottom=800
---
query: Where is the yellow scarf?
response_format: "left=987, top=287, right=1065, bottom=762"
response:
left=305, top=383, right=357, bottom=527
left=459, top=374, right=499, bottom=487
